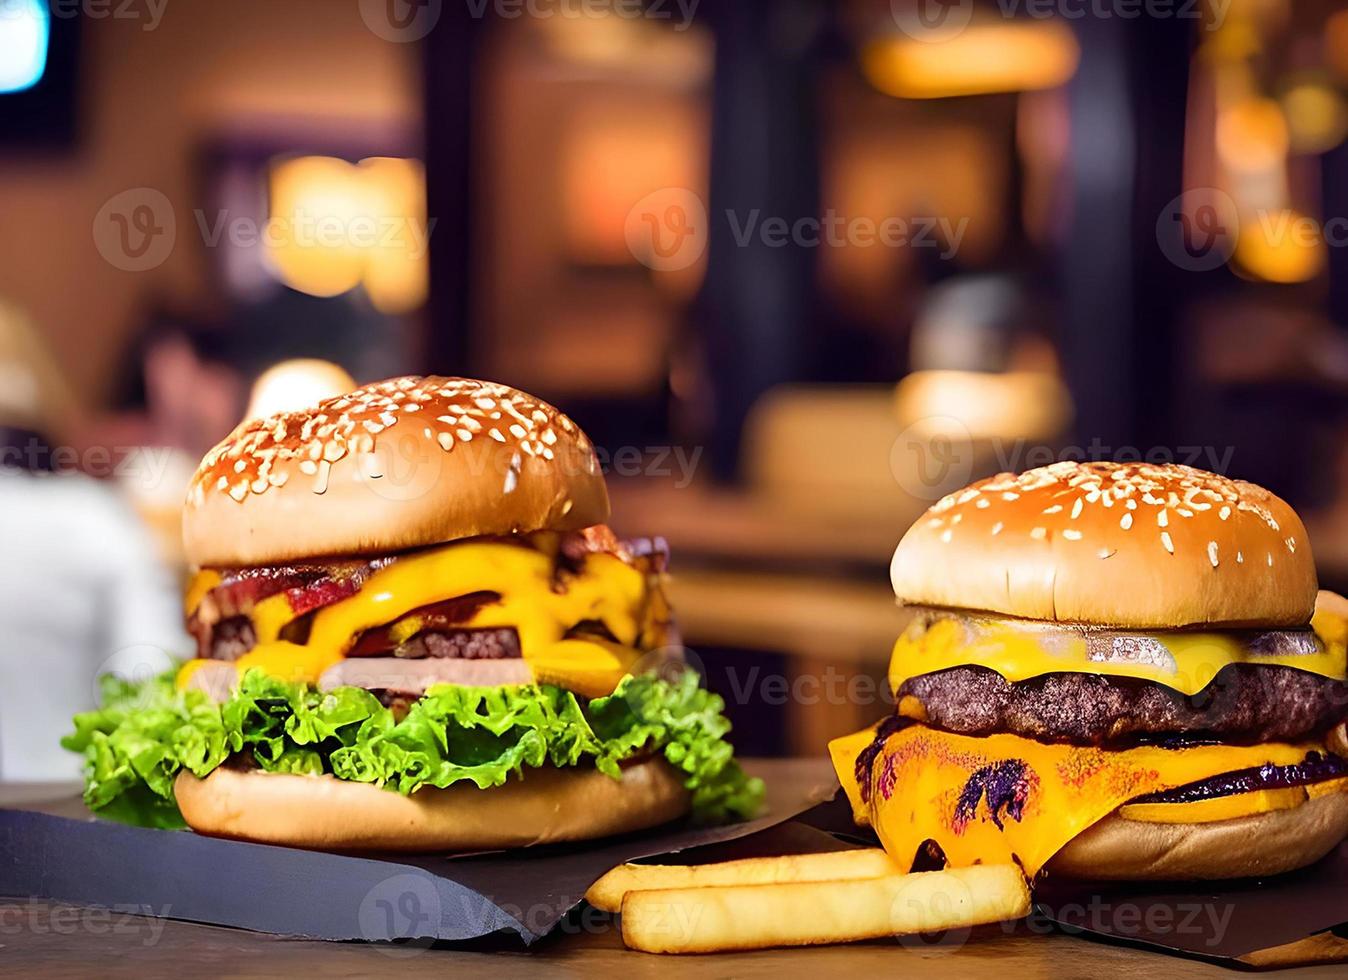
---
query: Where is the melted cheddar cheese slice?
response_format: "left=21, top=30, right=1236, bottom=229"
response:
left=888, top=614, right=1346, bottom=698
left=830, top=724, right=1337, bottom=877
left=1118, top=777, right=1348, bottom=824
left=177, top=540, right=659, bottom=695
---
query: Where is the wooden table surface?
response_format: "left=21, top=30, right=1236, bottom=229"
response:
left=1, top=762, right=1340, bottom=979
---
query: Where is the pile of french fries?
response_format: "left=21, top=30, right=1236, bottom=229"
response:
left=586, top=848, right=1030, bottom=954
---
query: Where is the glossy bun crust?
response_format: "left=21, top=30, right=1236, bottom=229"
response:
left=891, top=462, right=1316, bottom=628
left=183, top=376, right=609, bottom=567
left=1049, top=790, right=1348, bottom=879
left=174, top=757, right=691, bottom=852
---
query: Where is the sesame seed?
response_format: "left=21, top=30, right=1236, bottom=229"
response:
left=1219, top=506, right=1230, bottom=521
left=1070, top=498, right=1083, bottom=519
left=313, top=459, right=331, bottom=495
left=1160, top=531, right=1174, bottom=554
left=298, top=459, right=318, bottom=476
left=1120, top=513, right=1133, bottom=530
left=1030, top=527, right=1047, bottom=540
left=489, top=428, right=506, bottom=443
left=976, top=498, right=990, bottom=509
left=1043, top=504, right=1063, bottom=515
left=940, top=529, right=953, bottom=543
left=561, top=498, right=574, bottom=515
left=436, top=431, right=455, bottom=452
left=1157, top=510, right=1169, bottom=527
left=991, top=522, right=1004, bottom=536
left=1207, top=541, right=1219, bottom=567
left=509, top=423, right=527, bottom=439
left=1098, top=548, right=1116, bottom=559
left=1062, top=529, right=1083, bottom=541
left=1001, top=492, right=1020, bottom=501
left=1236, top=550, right=1244, bottom=563
left=1286, top=537, right=1297, bottom=553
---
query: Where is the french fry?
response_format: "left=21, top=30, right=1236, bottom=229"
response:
left=620, top=863, right=1030, bottom=954
left=587, top=848, right=902, bottom=912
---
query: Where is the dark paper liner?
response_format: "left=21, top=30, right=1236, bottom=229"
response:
left=0, top=771, right=833, bottom=945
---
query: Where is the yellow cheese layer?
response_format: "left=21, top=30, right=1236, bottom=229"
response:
left=830, top=724, right=1330, bottom=877
left=177, top=541, right=654, bottom=695
left=887, top=616, right=1346, bottom=698
left=1118, top=777, right=1348, bottom=824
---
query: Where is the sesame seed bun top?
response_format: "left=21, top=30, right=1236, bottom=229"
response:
left=182, top=376, right=609, bottom=567
left=890, top=461, right=1317, bottom=628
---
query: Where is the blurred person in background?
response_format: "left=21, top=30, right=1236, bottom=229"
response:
left=0, top=302, right=188, bottom=782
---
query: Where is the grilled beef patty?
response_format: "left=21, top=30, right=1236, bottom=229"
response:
left=898, top=664, right=1348, bottom=746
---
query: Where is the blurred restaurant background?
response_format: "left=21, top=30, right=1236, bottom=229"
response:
left=5, top=0, right=1348, bottom=774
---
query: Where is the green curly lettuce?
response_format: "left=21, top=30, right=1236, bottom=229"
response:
left=62, top=669, right=764, bottom=830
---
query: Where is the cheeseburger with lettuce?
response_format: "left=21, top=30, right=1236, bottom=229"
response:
left=832, top=461, right=1348, bottom=879
left=66, top=375, right=760, bottom=850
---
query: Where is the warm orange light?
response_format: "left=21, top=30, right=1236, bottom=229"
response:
left=1232, top=209, right=1325, bottom=284
left=265, top=155, right=429, bottom=313
left=1281, top=81, right=1348, bottom=155
left=1215, top=98, right=1289, bottom=173
left=894, top=370, right=1072, bottom=443
left=245, top=359, right=356, bottom=421
left=861, top=21, right=1079, bottom=100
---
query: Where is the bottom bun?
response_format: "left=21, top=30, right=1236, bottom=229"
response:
left=1047, top=790, right=1348, bottom=880
left=175, top=758, right=691, bottom=852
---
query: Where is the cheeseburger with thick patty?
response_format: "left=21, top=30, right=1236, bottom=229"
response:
left=831, top=461, right=1348, bottom=879
left=66, top=376, right=760, bottom=850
